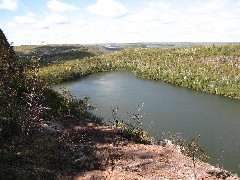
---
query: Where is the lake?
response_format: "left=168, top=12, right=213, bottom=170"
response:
left=53, top=70, right=240, bottom=174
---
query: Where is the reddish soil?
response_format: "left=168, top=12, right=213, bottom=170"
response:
left=63, top=121, right=239, bottom=180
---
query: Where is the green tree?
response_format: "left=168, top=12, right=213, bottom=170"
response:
left=0, top=29, right=46, bottom=149
left=0, top=29, right=25, bottom=146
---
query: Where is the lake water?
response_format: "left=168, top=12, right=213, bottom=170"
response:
left=53, top=70, right=240, bottom=174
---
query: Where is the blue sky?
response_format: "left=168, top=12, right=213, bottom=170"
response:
left=1, top=0, right=240, bottom=45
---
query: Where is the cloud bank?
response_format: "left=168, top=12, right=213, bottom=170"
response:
left=0, top=0, right=19, bottom=11
left=87, top=0, right=128, bottom=17
left=3, top=0, right=240, bottom=45
left=47, top=0, right=79, bottom=12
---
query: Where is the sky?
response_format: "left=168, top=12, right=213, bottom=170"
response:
left=0, top=0, right=240, bottom=45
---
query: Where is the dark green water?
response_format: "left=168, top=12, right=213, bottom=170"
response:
left=53, top=70, right=240, bottom=174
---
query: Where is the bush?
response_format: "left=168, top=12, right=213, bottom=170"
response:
left=0, top=29, right=101, bottom=179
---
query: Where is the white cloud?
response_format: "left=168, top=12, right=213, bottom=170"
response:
left=44, top=13, right=70, bottom=24
left=7, top=21, right=17, bottom=27
left=119, top=0, right=240, bottom=42
left=125, top=1, right=182, bottom=24
left=236, top=1, right=240, bottom=11
left=4, top=0, right=240, bottom=45
left=33, top=23, right=49, bottom=29
left=189, top=0, right=229, bottom=14
left=0, top=0, right=18, bottom=11
left=7, top=12, right=37, bottom=27
left=26, top=12, right=37, bottom=17
left=7, top=11, right=69, bottom=32
left=14, top=15, right=36, bottom=24
left=87, top=0, right=128, bottom=17
left=47, top=0, right=79, bottom=12
left=146, top=1, right=173, bottom=12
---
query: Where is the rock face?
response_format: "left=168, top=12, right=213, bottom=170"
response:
left=41, top=120, right=64, bottom=135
